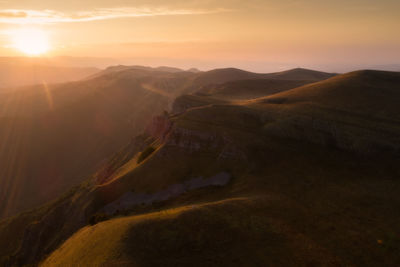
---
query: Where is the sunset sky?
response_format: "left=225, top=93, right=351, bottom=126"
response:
left=0, top=0, right=399, bottom=71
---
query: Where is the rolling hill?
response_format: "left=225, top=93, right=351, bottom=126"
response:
left=3, top=68, right=395, bottom=267
left=251, top=70, right=400, bottom=154
left=0, top=67, right=333, bottom=219
left=183, top=67, right=335, bottom=93
left=194, top=79, right=313, bottom=100
left=263, top=70, right=400, bottom=118
left=0, top=67, right=191, bottom=218
left=42, top=197, right=340, bottom=267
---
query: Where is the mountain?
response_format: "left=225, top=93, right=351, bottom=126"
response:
left=194, top=79, right=313, bottom=100
left=0, top=67, right=333, bottom=219
left=171, top=68, right=336, bottom=111
left=0, top=69, right=399, bottom=266
left=0, top=67, right=195, bottom=219
left=178, top=69, right=400, bottom=154
left=254, top=70, right=400, bottom=154
left=264, top=70, right=400, bottom=117
left=91, top=65, right=186, bottom=78
left=266, top=67, right=337, bottom=80
left=187, top=68, right=201, bottom=73
left=191, top=67, right=335, bottom=85
left=179, top=67, right=336, bottom=95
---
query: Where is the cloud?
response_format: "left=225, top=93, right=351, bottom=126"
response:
left=0, top=7, right=230, bottom=24
left=0, top=11, right=27, bottom=18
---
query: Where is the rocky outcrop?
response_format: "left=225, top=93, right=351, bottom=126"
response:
left=94, top=134, right=153, bottom=185
left=145, top=113, right=173, bottom=142
left=103, top=172, right=231, bottom=215
left=157, top=126, right=246, bottom=160
left=165, top=127, right=220, bottom=152
left=145, top=112, right=246, bottom=159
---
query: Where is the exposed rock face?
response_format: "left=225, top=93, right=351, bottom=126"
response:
left=103, top=172, right=231, bottom=215
left=145, top=113, right=246, bottom=159
left=94, top=134, right=152, bottom=185
left=6, top=112, right=241, bottom=266
left=145, top=114, right=173, bottom=142
left=165, top=127, right=220, bottom=152
left=157, top=126, right=246, bottom=160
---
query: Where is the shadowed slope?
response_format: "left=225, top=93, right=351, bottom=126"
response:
left=185, top=68, right=335, bottom=94
left=172, top=68, right=335, bottom=112
left=1, top=69, right=399, bottom=267
left=0, top=66, right=335, bottom=218
left=194, top=79, right=313, bottom=101
left=248, top=70, right=400, bottom=154
left=0, top=68, right=192, bottom=218
left=267, top=67, right=336, bottom=81
left=41, top=197, right=340, bottom=267
left=263, top=70, right=400, bottom=118
left=39, top=99, right=400, bottom=267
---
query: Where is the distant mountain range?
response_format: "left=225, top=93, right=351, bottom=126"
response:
left=0, top=66, right=399, bottom=266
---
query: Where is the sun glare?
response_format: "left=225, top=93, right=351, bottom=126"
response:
left=11, top=28, right=50, bottom=56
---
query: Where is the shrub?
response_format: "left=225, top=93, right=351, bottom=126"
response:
left=88, top=212, right=109, bottom=225
left=137, top=146, right=156, bottom=164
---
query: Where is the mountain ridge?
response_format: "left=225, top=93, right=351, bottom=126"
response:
left=1, top=68, right=399, bottom=266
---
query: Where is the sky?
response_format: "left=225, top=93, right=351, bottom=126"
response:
left=0, top=0, right=398, bottom=72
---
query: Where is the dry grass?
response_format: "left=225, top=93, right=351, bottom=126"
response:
left=2, top=69, right=400, bottom=267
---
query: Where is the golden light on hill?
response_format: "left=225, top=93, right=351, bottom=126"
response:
left=10, top=28, right=50, bottom=56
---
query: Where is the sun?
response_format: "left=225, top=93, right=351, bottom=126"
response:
left=11, top=28, right=50, bottom=56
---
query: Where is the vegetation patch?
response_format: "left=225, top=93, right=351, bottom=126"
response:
left=89, top=212, right=109, bottom=226
left=137, top=146, right=156, bottom=164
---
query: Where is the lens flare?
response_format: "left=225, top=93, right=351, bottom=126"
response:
left=11, top=28, right=50, bottom=56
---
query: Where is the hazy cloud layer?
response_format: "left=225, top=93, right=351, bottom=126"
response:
left=0, top=7, right=230, bottom=24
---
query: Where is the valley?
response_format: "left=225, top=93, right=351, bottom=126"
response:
left=0, top=67, right=399, bottom=266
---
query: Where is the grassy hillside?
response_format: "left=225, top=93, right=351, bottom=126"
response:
left=249, top=70, right=400, bottom=154
left=3, top=68, right=398, bottom=266
left=194, top=79, right=313, bottom=101
left=263, top=70, right=400, bottom=118
left=183, top=67, right=335, bottom=94
left=0, top=68, right=186, bottom=218
left=41, top=92, right=400, bottom=266
left=41, top=197, right=341, bottom=267
left=0, top=67, right=331, bottom=219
